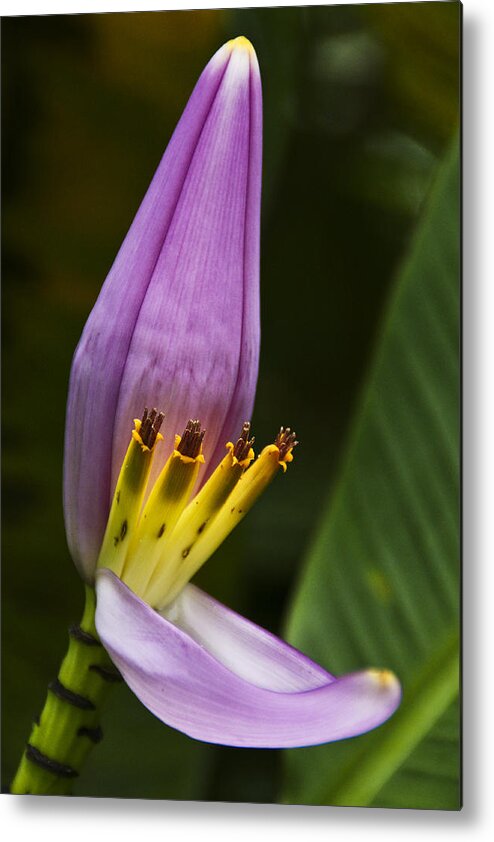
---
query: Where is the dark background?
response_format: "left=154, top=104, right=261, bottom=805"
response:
left=2, top=2, right=460, bottom=800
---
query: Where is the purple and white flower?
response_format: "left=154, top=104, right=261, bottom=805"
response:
left=63, top=37, right=401, bottom=749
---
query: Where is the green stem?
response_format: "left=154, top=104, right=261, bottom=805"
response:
left=11, top=585, right=119, bottom=796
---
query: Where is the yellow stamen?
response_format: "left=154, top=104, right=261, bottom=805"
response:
left=172, top=441, right=254, bottom=544
left=98, top=412, right=297, bottom=612
left=96, top=414, right=163, bottom=578
left=142, top=436, right=254, bottom=608
left=274, top=426, right=298, bottom=472
left=121, top=427, right=204, bottom=596
left=149, top=435, right=295, bottom=610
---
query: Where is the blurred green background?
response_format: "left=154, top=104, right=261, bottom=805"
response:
left=2, top=2, right=460, bottom=806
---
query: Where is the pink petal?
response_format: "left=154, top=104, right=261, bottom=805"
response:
left=64, top=40, right=262, bottom=580
left=95, top=571, right=402, bottom=749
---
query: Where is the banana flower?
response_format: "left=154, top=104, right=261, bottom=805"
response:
left=66, top=35, right=400, bottom=748
left=14, top=38, right=400, bottom=794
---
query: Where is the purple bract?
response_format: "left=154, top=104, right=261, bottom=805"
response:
left=64, top=37, right=261, bottom=581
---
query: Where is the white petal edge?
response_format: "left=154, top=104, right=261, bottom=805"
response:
left=164, top=583, right=333, bottom=692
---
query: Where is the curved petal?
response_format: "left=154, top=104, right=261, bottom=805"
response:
left=166, top=583, right=334, bottom=692
left=64, top=39, right=262, bottom=580
left=95, top=571, right=402, bottom=749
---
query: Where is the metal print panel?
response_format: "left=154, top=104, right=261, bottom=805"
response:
left=1, top=1, right=461, bottom=809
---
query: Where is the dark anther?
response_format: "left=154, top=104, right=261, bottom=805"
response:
left=89, top=664, right=123, bottom=683
left=77, top=725, right=103, bottom=744
left=120, top=519, right=128, bottom=541
left=178, top=419, right=205, bottom=458
left=181, top=546, right=192, bottom=559
left=233, top=421, right=255, bottom=461
left=48, top=678, right=96, bottom=711
left=275, top=427, right=299, bottom=460
left=25, top=744, right=79, bottom=779
left=69, top=625, right=102, bottom=647
left=140, top=406, right=165, bottom=449
left=157, top=523, right=166, bottom=538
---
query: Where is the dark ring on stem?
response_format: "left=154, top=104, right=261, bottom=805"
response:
left=77, top=725, right=103, bottom=744
left=69, top=624, right=102, bottom=646
left=89, top=664, right=123, bottom=683
left=48, top=678, right=95, bottom=710
left=25, top=744, right=79, bottom=779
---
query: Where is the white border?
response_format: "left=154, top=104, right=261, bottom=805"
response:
left=0, top=0, right=468, bottom=16
left=2, top=0, right=494, bottom=839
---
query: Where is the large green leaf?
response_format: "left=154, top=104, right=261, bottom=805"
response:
left=282, top=138, right=460, bottom=810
